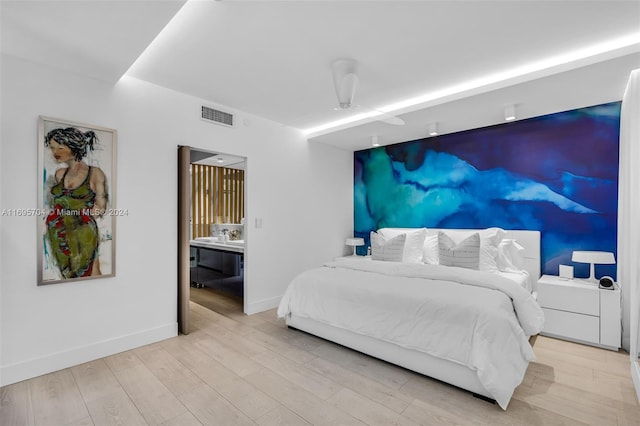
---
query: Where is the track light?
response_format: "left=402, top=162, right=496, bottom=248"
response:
left=428, top=122, right=438, bottom=136
left=371, top=135, right=380, bottom=147
left=504, top=104, right=516, bottom=121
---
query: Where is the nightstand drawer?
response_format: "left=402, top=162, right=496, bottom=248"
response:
left=542, top=308, right=599, bottom=344
left=537, top=282, right=599, bottom=316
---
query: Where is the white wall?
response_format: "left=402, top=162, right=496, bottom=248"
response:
left=0, top=54, right=353, bottom=386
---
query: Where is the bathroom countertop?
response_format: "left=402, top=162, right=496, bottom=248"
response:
left=190, top=237, right=244, bottom=254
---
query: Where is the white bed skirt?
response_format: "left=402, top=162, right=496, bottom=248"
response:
left=286, top=314, right=494, bottom=401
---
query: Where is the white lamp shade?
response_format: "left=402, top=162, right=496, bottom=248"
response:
left=345, top=238, right=365, bottom=247
left=571, top=251, right=616, bottom=264
left=346, top=237, right=365, bottom=256
left=571, top=250, right=616, bottom=282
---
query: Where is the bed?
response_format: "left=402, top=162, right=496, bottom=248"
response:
left=277, top=228, right=544, bottom=410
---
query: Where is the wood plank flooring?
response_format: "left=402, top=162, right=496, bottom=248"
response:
left=2, top=288, right=639, bottom=425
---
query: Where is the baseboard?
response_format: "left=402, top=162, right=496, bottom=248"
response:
left=632, top=360, right=640, bottom=403
left=0, top=322, right=178, bottom=387
left=245, top=295, right=280, bottom=315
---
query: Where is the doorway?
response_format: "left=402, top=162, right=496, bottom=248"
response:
left=177, top=146, right=247, bottom=334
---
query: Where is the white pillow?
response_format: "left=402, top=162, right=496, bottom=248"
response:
left=377, top=228, right=417, bottom=239
left=479, top=227, right=506, bottom=247
left=438, top=231, right=480, bottom=269
left=470, top=227, right=505, bottom=272
left=370, top=232, right=406, bottom=262
left=479, top=245, right=499, bottom=272
left=377, top=228, right=427, bottom=263
left=403, top=228, right=427, bottom=263
left=497, top=239, right=525, bottom=272
left=425, top=228, right=505, bottom=271
left=422, top=234, right=439, bottom=265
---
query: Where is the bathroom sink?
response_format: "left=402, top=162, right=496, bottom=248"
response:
left=226, top=240, right=244, bottom=246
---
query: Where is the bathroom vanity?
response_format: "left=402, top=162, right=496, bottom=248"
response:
left=190, top=237, right=244, bottom=295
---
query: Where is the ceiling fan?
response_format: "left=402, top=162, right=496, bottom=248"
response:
left=331, top=58, right=405, bottom=126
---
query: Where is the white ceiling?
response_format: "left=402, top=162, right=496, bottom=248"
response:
left=2, top=1, right=639, bottom=151
left=191, top=149, right=246, bottom=170
left=0, top=0, right=186, bottom=83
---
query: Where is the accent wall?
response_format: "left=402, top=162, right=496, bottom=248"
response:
left=354, top=102, right=620, bottom=279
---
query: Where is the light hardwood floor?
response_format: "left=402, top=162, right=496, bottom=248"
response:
left=2, top=289, right=639, bottom=426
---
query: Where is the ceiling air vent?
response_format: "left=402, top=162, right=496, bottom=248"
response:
left=201, top=105, right=234, bottom=127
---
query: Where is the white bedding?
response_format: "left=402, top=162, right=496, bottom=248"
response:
left=496, top=270, right=532, bottom=293
left=277, top=259, right=544, bottom=409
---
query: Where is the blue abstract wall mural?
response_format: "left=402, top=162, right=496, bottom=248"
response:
left=354, top=101, right=621, bottom=279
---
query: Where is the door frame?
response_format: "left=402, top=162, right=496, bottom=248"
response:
left=177, top=145, right=248, bottom=334
left=177, top=146, right=190, bottom=334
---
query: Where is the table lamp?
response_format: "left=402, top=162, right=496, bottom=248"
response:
left=571, top=251, right=616, bottom=282
left=345, top=237, right=365, bottom=256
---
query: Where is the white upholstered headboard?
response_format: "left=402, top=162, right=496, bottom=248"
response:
left=377, top=228, right=541, bottom=284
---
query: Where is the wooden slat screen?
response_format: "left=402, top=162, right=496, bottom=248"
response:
left=191, top=164, right=245, bottom=238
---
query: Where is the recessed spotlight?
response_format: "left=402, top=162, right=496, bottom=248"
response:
left=504, top=105, right=516, bottom=121
left=428, top=122, right=438, bottom=136
left=371, top=135, right=380, bottom=147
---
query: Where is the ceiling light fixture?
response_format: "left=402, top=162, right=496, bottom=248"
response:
left=371, top=135, right=380, bottom=147
left=504, top=105, right=516, bottom=121
left=303, top=32, right=640, bottom=137
left=428, top=122, right=438, bottom=136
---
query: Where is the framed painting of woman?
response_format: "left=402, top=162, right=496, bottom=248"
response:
left=37, top=116, right=117, bottom=285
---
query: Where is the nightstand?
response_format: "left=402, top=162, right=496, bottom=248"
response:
left=537, top=274, right=621, bottom=350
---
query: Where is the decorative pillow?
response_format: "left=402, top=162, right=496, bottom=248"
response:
left=370, top=232, right=406, bottom=262
left=497, top=239, right=525, bottom=272
left=438, top=231, right=480, bottom=269
left=422, top=234, right=439, bottom=265
left=427, top=228, right=504, bottom=271
left=377, top=228, right=427, bottom=263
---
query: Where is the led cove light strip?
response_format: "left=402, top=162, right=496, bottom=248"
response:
left=121, top=0, right=194, bottom=80
left=304, top=32, right=640, bottom=137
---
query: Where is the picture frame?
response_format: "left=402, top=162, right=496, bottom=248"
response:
left=37, top=116, right=117, bottom=285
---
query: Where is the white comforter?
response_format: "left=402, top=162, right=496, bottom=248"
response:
left=277, top=259, right=545, bottom=409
